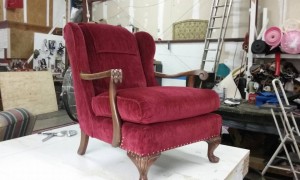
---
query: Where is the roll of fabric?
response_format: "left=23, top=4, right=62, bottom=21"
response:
left=281, top=30, right=300, bottom=54
left=251, top=40, right=270, bottom=54
left=0, top=108, right=35, bottom=141
left=275, top=52, right=281, bottom=76
left=264, top=26, right=282, bottom=50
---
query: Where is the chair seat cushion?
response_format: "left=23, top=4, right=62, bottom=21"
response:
left=92, top=86, right=220, bottom=124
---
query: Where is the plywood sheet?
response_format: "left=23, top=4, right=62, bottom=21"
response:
left=6, top=8, right=23, bottom=23
left=49, top=0, right=53, bottom=27
left=0, top=71, right=58, bottom=115
left=0, top=0, right=3, bottom=21
left=10, top=28, right=34, bottom=58
left=27, top=0, right=46, bottom=26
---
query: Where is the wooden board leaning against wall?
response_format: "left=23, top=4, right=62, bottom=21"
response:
left=0, top=0, right=2, bottom=21
left=0, top=71, right=58, bottom=115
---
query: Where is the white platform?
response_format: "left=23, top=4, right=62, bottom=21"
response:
left=0, top=124, right=249, bottom=180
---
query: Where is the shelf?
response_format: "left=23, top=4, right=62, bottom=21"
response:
left=253, top=54, right=300, bottom=59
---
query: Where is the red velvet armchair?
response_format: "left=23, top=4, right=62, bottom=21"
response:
left=64, top=22, right=222, bottom=180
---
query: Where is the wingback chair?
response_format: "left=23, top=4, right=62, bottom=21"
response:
left=64, top=22, right=222, bottom=180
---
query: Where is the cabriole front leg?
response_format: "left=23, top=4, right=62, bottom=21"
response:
left=127, top=152, right=161, bottom=180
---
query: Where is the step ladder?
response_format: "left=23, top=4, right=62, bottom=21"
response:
left=261, top=79, right=300, bottom=179
left=200, top=0, right=233, bottom=74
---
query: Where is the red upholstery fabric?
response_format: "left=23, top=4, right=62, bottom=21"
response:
left=121, top=113, right=222, bottom=156
left=134, top=32, right=158, bottom=87
left=92, top=86, right=220, bottom=124
left=79, top=23, right=147, bottom=94
left=90, top=113, right=222, bottom=156
left=63, top=23, right=95, bottom=136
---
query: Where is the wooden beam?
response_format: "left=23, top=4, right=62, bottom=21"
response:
left=0, top=20, right=62, bottom=34
left=0, top=0, right=3, bottom=21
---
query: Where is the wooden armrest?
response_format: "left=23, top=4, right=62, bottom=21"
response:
left=154, top=69, right=208, bottom=80
left=155, top=70, right=208, bottom=88
left=80, top=69, right=116, bottom=80
left=155, top=69, right=208, bottom=80
left=80, top=69, right=123, bottom=147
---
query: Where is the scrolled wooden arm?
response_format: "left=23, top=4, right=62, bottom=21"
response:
left=80, top=69, right=123, bottom=147
left=155, top=69, right=208, bottom=87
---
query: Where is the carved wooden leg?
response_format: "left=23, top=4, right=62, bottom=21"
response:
left=206, top=136, right=221, bottom=163
left=77, top=130, right=89, bottom=155
left=127, top=152, right=161, bottom=180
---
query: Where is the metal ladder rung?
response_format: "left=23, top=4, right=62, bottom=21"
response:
left=204, top=49, right=218, bottom=51
left=206, top=38, right=220, bottom=40
left=202, top=60, right=216, bottom=62
left=213, top=5, right=230, bottom=8
left=286, top=135, right=300, bottom=144
left=212, top=15, right=227, bottom=18
left=268, top=165, right=300, bottom=173
left=209, top=27, right=222, bottom=29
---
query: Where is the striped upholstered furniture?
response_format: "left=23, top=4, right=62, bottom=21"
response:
left=0, top=108, right=36, bottom=141
left=173, top=19, right=208, bottom=40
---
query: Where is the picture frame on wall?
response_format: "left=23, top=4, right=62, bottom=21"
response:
left=33, top=33, right=66, bottom=78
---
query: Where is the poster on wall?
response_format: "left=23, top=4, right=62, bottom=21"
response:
left=33, top=33, right=66, bottom=78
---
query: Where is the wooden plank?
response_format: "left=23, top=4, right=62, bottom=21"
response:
left=27, top=0, right=46, bottom=26
left=49, top=0, right=53, bottom=27
left=0, top=20, right=51, bottom=33
left=10, top=28, right=34, bottom=58
left=0, top=0, right=3, bottom=21
left=0, top=71, right=58, bottom=115
left=6, top=8, right=24, bottom=23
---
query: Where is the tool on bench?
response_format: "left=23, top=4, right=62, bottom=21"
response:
left=38, top=130, right=77, bottom=142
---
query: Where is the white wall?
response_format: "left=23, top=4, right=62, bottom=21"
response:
left=257, top=0, right=300, bottom=28
left=67, top=0, right=300, bottom=87
left=92, top=0, right=250, bottom=40
left=52, top=0, right=67, bottom=28
left=155, top=41, right=244, bottom=86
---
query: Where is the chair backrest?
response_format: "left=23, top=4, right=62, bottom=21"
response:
left=65, top=23, right=157, bottom=95
left=64, top=23, right=157, bottom=133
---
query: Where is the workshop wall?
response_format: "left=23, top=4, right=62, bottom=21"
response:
left=92, top=0, right=249, bottom=40
left=258, top=0, right=300, bottom=28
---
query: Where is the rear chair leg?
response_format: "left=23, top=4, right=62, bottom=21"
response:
left=127, top=152, right=161, bottom=180
left=206, top=136, right=221, bottom=163
left=77, top=130, right=89, bottom=155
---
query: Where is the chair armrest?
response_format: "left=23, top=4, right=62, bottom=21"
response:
left=155, top=70, right=208, bottom=87
left=80, top=69, right=122, bottom=147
